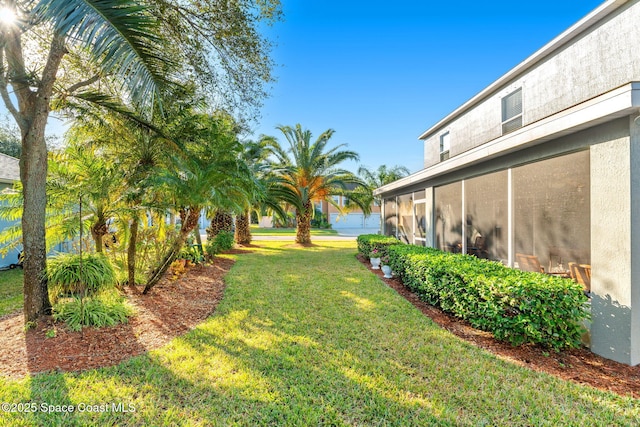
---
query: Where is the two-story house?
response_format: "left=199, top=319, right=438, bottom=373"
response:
left=375, top=0, right=640, bottom=365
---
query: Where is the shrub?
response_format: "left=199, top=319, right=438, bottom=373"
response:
left=356, top=234, right=403, bottom=260
left=53, top=291, right=135, bottom=332
left=205, top=230, right=235, bottom=257
left=386, top=245, right=590, bottom=350
left=179, top=245, right=204, bottom=264
left=47, top=253, right=116, bottom=298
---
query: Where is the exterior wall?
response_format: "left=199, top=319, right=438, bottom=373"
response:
left=590, top=117, right=640, bottom=364
left=423, top=0, right=640, bottom=168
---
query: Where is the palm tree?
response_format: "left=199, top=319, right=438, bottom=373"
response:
left=357, top=164, right=411, bottom=205
left=143, top=112, right=252, bottom=293
left=233, top=139, right=288, bottom=245
left=356, top=164, right=411, bottom=232
left=0, top=1, right=168, bottom=322
left=266, top=124, right=369, bottom=244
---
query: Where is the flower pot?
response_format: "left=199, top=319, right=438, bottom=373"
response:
left=370, top=257, right=381, bottom=269
left=381, top=265, right=392, bottom=278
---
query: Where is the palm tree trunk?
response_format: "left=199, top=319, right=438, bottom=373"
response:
left=91, top=212, right=107, bottom=253
left=206, top=210, right=233, bottom=241
left=144, top=207, right=201, bottom=294
left=295, top=201, right=313, bottom=244
left=235, top=210, right=251, bottom=244
left=127, top=215, right=139, bottom=287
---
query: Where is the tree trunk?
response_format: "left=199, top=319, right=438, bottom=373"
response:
left=193, top=227, right=203, bottom=256
left=143, top=207, right=200, bottom=294
left=20, top=118, right=52, bottom=321
left=90, top=213, right=108, bottom=253
left=235, top=210, right=251, bottom=244
left=206, top=210, right=233, bottom=240
left=7, top=33, right=66, bottom=323
left=127, top=215, right=139, bottom=287
left=295, top=201, right=313, bottom=244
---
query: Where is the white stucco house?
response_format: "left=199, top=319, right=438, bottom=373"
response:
left=0, top=153, right=21, bottom=268
left=375, top=0, right=640, bottom=365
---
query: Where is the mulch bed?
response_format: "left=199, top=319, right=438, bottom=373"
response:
left=356, top=254, right=640, bottom=399
left=0, top=256, right=234, bottom=379
left=0, top=250, right=638, bottom=401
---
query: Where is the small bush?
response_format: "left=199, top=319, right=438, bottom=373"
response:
left=386, top=245, right=589, bottom=350
left=356, top=234, right=403, bottom=260
left=47, top=253, right=116, bottom=298
left=179, top=245, right=204, bottom=264
left=205, top=231, right=235, bottom=257
left=53, top=291, right=135, bottom=332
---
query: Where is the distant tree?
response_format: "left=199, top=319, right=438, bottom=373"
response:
left=265, top=124, right=369, bottom=244
left=357, top=164, right=411, bottom=205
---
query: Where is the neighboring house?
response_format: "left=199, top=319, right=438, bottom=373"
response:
left=0, top=153, right=21, bottom=268
left=375, top=0, right=640, bottom=365
left=316, top=195, right=381, bottom=231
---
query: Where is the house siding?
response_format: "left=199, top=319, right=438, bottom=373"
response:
left=423, top=0, right=640, bottom=169
left=379, top=0, right=640, bottom=365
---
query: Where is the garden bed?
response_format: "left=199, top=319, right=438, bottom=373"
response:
left=0, top=257, right=234, bottom=379
left=358, top=254, right=640, bottom=399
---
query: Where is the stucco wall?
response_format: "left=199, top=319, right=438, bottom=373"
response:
left=424, top=0, right=640, bottom=168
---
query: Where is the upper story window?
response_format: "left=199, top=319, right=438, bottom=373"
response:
left=440, top=132, right=450, bottom=162
left=501, top=88, right=523, bottom=134
left=332, top=195, right=341, bottom=205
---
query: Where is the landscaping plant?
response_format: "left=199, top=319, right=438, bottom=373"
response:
left=47, top=253, right=116, bottom=299
left=53, top=291, right=135, bottom=331
left=386, top=244, right=590, bottom=350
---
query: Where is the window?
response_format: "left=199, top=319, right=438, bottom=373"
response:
left=501, top=88, right=522, bottom=134
left=440, top=132, right=450, bottom=161
left=332, top=195, right=341, bottom=205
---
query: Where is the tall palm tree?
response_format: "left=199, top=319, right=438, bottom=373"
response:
left=0, top=0, right=168, bottom=322
left=266, top=124, right=369, bottom=244
left=357, top=164, right=411, bottom=205
left=233, top=139, right=288, bottom=245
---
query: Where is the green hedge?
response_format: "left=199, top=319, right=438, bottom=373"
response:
left=357, top=237, right=590, bottom=350
left=356, top=234, right=403, bottom=260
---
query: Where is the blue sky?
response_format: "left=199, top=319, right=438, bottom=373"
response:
left=249, top=0, right=605, bottom=174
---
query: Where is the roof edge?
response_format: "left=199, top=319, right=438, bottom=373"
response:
left=418, top=0, right=628, bottom=141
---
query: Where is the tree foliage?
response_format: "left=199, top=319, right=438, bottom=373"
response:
left=265, top=124, right=368, bottom=244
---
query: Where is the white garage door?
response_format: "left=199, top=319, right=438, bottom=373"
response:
left=364, top=214, right=381, bottom=228
left=330, top=213, right=364, bottom=228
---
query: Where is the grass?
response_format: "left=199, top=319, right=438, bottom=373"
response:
left=0, top=268, right=23, bottom=316
left=0, top=241, right=638, bottom=426
left=250, top=226, right=338, bottom=236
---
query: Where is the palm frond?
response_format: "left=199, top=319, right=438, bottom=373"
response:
left=32, top=0, right=172, bottom=104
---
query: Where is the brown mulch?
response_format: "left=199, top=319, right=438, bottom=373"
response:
left=0, top=249, right=638, bottom=401
left=0, top=256, right=234, bottom=379
left=356, top=254, right=640, bottom=399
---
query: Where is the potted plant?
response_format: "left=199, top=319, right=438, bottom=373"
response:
left=369, top=248, right=381, bottom=269
left=380, top=254, right=392, bottom=278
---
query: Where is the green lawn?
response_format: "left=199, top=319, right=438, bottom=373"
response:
left=0, top=241, right=638, bottom=426
left=250, top=226, right=338, bottom=236
left=0, top=268, right=23, bottom=317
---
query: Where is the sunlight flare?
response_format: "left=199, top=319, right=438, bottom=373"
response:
left=0, top=7, right=16, bottom=25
